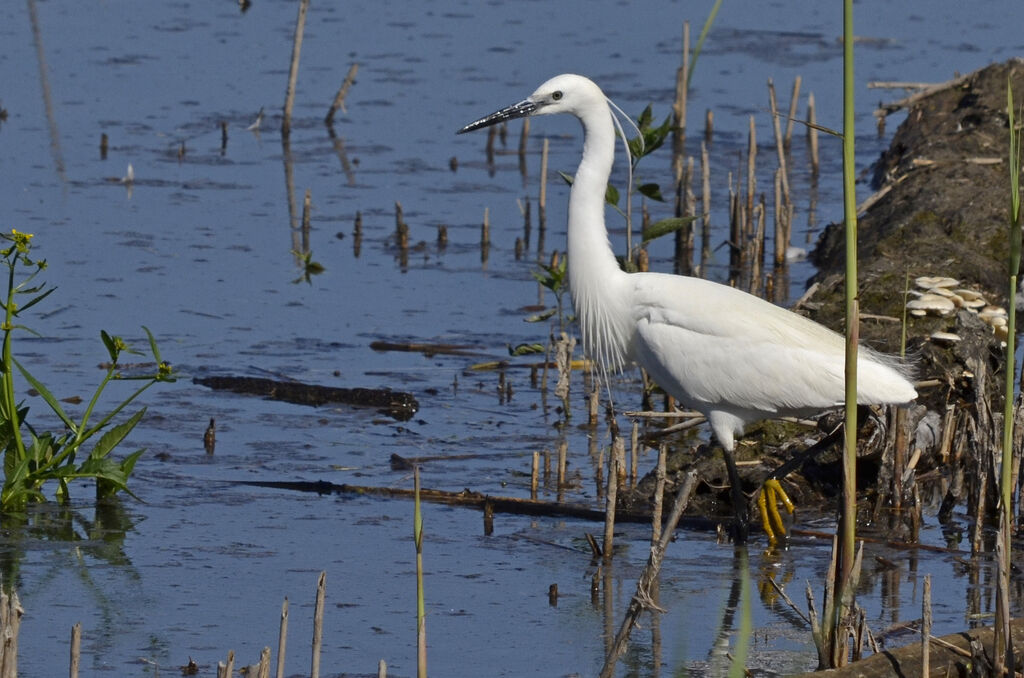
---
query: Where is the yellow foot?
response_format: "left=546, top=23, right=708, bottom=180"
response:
left=757, top=478, right=795, bottom=544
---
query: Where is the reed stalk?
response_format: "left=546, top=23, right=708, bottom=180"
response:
left=415, top=467, right=427, bottom=678
left=837, top=0, right=859, bottom=649
left=995, top=80, right=1022, bottom=676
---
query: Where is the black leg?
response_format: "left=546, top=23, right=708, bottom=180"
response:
left=767, top=421, right=844, bottom=483
left=722, top=447, right=749, bottom=544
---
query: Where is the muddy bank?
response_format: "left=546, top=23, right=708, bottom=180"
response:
left=625, top=59, right=1024, bottom=535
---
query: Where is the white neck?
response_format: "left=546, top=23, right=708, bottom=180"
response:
left=566, top=100, right=632, bottom=374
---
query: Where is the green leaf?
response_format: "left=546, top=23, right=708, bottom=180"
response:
left=14, top=358, right=76, bottom=433
left=605, top=183, right=620, bottom=207
left=16, top=287, right=55, bottom=315
left=101, top=330, right=118, bottom=363
left=143, top=326, right=162, bottom=364
left=638, top=183, right=665, bottom=202
left=508, top=343, right=546, bottom=356
left=637, top=104, right=654, bottom=130
left=558, top=171, right=574, bottom=186
left=641, top=216, right=699, bottom=243
left=524, top=308, right=557, bottom=323
left=89, top=408, right=146, bottom=461
left=531, top=256, right=567, bottom=292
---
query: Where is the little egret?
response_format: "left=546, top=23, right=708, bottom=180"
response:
left=458, top=74, right=916, bottom=542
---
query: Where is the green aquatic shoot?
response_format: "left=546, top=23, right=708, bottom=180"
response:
left=0, top=230, right=175, bottom=511
left=996, top=81, right=1021, bottom=674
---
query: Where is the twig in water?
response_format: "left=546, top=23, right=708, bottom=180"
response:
left=766, top=576, right=810, bottom=625
left=598, top=471, right=698, bottom=678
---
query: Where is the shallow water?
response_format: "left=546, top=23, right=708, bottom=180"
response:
left=1, top=1, right=1023, bottom=676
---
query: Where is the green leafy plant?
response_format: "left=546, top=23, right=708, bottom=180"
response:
left=0, top=229, right=175, bottom=511
left=530, top=252, right=571, bottom=331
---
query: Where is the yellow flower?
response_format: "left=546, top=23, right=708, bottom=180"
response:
left=9, top=230, right=33, bottom=254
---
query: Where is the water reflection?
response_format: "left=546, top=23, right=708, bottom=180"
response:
left=0, top=499, right=136, bottom=592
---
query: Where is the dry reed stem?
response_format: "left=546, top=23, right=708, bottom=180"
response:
left=70, top=622, right=81, bottom=678
left=276, top=597, right=289, bottom=678
left=325, top=63, right=359, bottom=125
left=672, top=21, right=690, bottom=180
left=539, top=138, right=549, bottom=228
left=746, top=116, right=756, bottom=235
left=257, top=647, right=271, bottom=678
left=630, top=421, right=639, bottom=485
left=700, top=141, right=711, bottom=275
left=518, top=117, right=530, bottom=163
left=785, top=76, right=802, bottom=147
left=557, top=438, right=567, bottom=490
left=2, top=591, right=20, bottom=678
left=311, top=571, right=326, bottom=678
left=281, top=0, right=310, bottom=138
left=808, top=92, right=819, bottom=174
left=922, top=574, right=931, bottom=678
left=531, top=451, right=539, bottom=499
left=301, top=188, right=312, bottom=253
left=768, top=80, right=792, bottom=265
left=603, top=444, right=618, bottom=563
left=219, top=650, right=235, bottom=678
left=651, top=445, right=667, bottom=545
left=774, top=169, right=784, bottom=268
left=378, top=659, right=388, bottom=678
left=751, top=197, right=765, bottom=295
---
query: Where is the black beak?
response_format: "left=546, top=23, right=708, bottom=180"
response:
left=457, top=99, right=537, bottom=134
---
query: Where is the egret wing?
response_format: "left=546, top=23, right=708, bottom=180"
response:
left=629, top=273, right=851, bottom=415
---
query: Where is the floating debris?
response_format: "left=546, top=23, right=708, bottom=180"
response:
left=193, top=375, right=419, bottom=421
